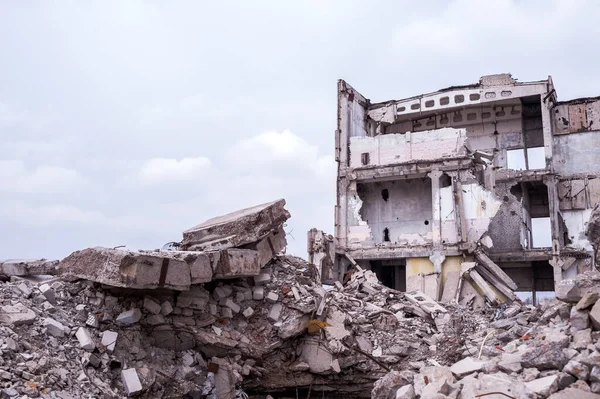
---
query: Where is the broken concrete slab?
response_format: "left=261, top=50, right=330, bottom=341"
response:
left=405, top=291, right=447, bottom=315
left=101, top=331, right=118, bottom=352
left=43, top=318, right=67, bottom=337
left=299, top=339, right=333, bottom=374
left=182, top=199, right=290, bottom=251
left=548, top=388, right=600, bottom=399
left=249, top=226, right=287, bottom=267
left=59, top=247, right=197, bottom=290
left=577, top=293, right=600, bottom=310
left=474, top=249, right=518, bottom=290
left=441, top=271, right=460, bottom=303
left=450, top=357, right=487, bottom=378
left=0, top=303, right=36, bottom=326
left=591, top=300, right=600, bottom=330
left=557, top=271, right=600, bottom=303
left=0, top=259, right=59, bottom=276
left=525, top=375, right=559, bottom=397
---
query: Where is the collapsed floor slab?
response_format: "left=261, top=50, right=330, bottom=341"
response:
left=181, top=199, right=290, bottom=251
left=59, top=247, right=262, bottom=290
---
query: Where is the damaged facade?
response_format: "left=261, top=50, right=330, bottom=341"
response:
left=334, top=74, right=600, bottom=304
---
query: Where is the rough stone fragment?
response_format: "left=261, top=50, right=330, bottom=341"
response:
left=0, top=259, right=59, bottom=276
left=300, top=339, right=333, bottom=374
left=591, top=300, right=600, bottom=330
left=252, top=286, right=264, bottom=300
left=101, top=331, right=118, bottom=352
left=220, top=307, right=233, bottom=319
left=253, top=272, right=271, bottom=285
left=525, top=375, right=559, bottom=397
left=146, top=314, right=165, bottom=325
left=557, top=271, right=600, bottom=303
left=143, top=298, right=162, bottom=315
left=548, top=388, right=600, bottom=399
left=573, top=329, right=593, bottom=350
left=177, top=286, right=210, bottom=309
left=222, top=299, right=240, bottom=313
left=121, top=368, right=143, bottom=396
left=161, top=301, right=173, bottom=316
left=571, top=306, right=591, bottom=331
left=43, top=318, right=67, bottom=338
left=39, top=284, right=56, bottom=305
left=16, top=283, right=31, bottom=298
left=0, top=303, right=36, bottom=326
left=251, top=226, right=287, bottom=266
left=450, top=357, right=486, bottom=377
left=371, top=371, right=414, bottom=399
left=242, top=307, right=254, bottom=318
left=266, top=292, right=279, bottom=302
left=577, top=293, right=600, bottom=310
left=116, top=309, right=142, bottom=325
left=212, top=249, right=261, bottom=279
left=76, top=327, right=96, bottom=351
left=268, top=303, right=283, bottom=322
left=564, top=360, right=590, bottom=380
left=396, top=384, right=416, bottom=399
left=592, top=366, right=600, bottom=383
left=523, top=342, right=570, bottom=370
left=181, top=199, right=290, bottom=251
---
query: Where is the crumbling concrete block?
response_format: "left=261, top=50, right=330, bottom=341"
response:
left=121, top=368, right=143, bottom=396
left=450, top=357, right=487, bottom=378
left=59, top=247, right=214, bottom=290
left=571, top=306, right=590, bottom=331
left=253, top=272, right=271, bottom=285
left=177, top=286, right=210, bottom=310
left=38, top=284, right=56, bottom=305
left=101, top=331, right=118, bottom=352
left=221, top=299, right=240, bottom=314
left=243, top=307, right=254, bottom=318
left=143, top=298, right=162, bottom=315
left=0, top=259, right=59, bottom=276
left=213, top=286, right=233, bottom=300
left=43, top=318, right=67, bottom=338
left=252, top=226, right=287, bottom=267
left=16, top=283, right=31, bottom=298
left=76, top=327, right=95, bottom=351
left=220, top=307, right=233, bottom=319
left=161, top=301, right=173, bottom=316
left=116, top=309, right=142, bottom=325
left=146, top=314, right=165, bottom=325
left=252, top=286, right=264, bottom=300
left=268, top=303, right=283, bottom=322
left=299, top=339, right=333, bottom=374
left=266, top=292, right=279, bottom=302
left=591, top=299, right=600, bottom=330
left=212, top=249, right=261, bottom=280
left=181, top=199, right=290, bottom=251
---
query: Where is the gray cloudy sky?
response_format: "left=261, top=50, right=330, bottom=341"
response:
left=2, top=0, right=600, bottom=260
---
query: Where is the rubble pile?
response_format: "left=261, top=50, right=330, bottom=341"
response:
left=2, top=198, right=599, bottom=398
left=372, top=271, right=600, bottom=399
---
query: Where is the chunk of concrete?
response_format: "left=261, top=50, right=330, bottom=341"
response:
left=59, top=247, right=212, bottom=290
left=16, top=283, right=31, bottom=298
left=43, top=318, right=67, bottom=338
left=266, top=292, right=279, bottom=302
left=548, top=388, right=600, bottom=399
left=405, top=291, right=447, bottom=315
left=249, top=226, right=287, bottom=266
left=0, top=259, right=59, bottom=276
left=76, top=327, right=96, bottom=351
left=116, top=309, right=142, bottom=325
left=525, top=375, right=559, bottom=397
left=577, top=293, right=600, bottom=310
left=177, top=286, right=210, bottom=309
left=0, top=303, right=36, bottom=326
left=143, top=298, right=162, bottom=315
left=300, top=339, right=333, bottom=374
left=564, top=360, right=590, bottom=380
left=450, top=357, right=487, bottom=378
left=252, top=286, right=264, bottom=300
left=212, top=249, right=261, bottom=280
left=242, top=307, right=254, bottom=318
left=441, top=271, right=460, bottom=303
left=222, top=299, right=240, bottom=314
left=571, top=307, right=591, bottom=331
left=557, top=271, right=600, bottom=303
left=268, top=303, right=283, bottom=322
left=121, top=368, right=143, bottom=396
left=591, top=300, right=600, bottom=330
left=181, top=199, right=290, bottom=251
left=161, top=301, right=173, bottom=316
left=253, top=272, right=271, bottom=285
left=38, top=284, right=56, bottom=305
left=101, top=331, right=118, bottom=352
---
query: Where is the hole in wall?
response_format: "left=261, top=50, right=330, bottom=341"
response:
left=425, top=100, right=435, bottom=108
left=503, top=196, right=509, bottom=202
left=454, top=95, right=465, bottom=103
left=440, top=173, right=452, bottom=188
left=469, top=93, right=480, bottom=101
left=510, top=184, right=523, bottom=201
left=411, top=103, right=420, bottom=110
left=383, top=228, right=390, bottom=242
left=381, top=189, right=389, bottom=202
left=440, top=97, right=450, bottom=105
left=424, top=220, right=429, bottom=225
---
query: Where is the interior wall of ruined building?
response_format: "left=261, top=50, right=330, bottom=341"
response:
left=335, top=78, right=600, bottom=299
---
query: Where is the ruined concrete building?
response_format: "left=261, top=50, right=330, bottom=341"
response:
left=334, top=73, right=600, bottom=304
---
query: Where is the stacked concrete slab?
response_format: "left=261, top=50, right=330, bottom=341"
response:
left=59, top=199, right=290, bottom=289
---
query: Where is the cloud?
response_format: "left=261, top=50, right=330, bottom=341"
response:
left=0, top=160, right=85, bottom=194
left=139, top=157, right=212, bottom=184
left=228, top=130, right=336, bottom=179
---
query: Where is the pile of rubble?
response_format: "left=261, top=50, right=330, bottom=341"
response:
left=372, top=270, right=600, bottom=399
left=1, top=198, right=599, bottom=398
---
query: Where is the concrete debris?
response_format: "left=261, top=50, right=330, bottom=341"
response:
left=4, top=198, right=600, bottom=398
left=0, top=259, right=59, bottom=277
left=181, top=198, right=290, bottom=251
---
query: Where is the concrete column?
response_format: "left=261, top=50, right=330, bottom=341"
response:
left=428, top=169, right=444, bottom=248
left=540, top=95, right=554, bottom=168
